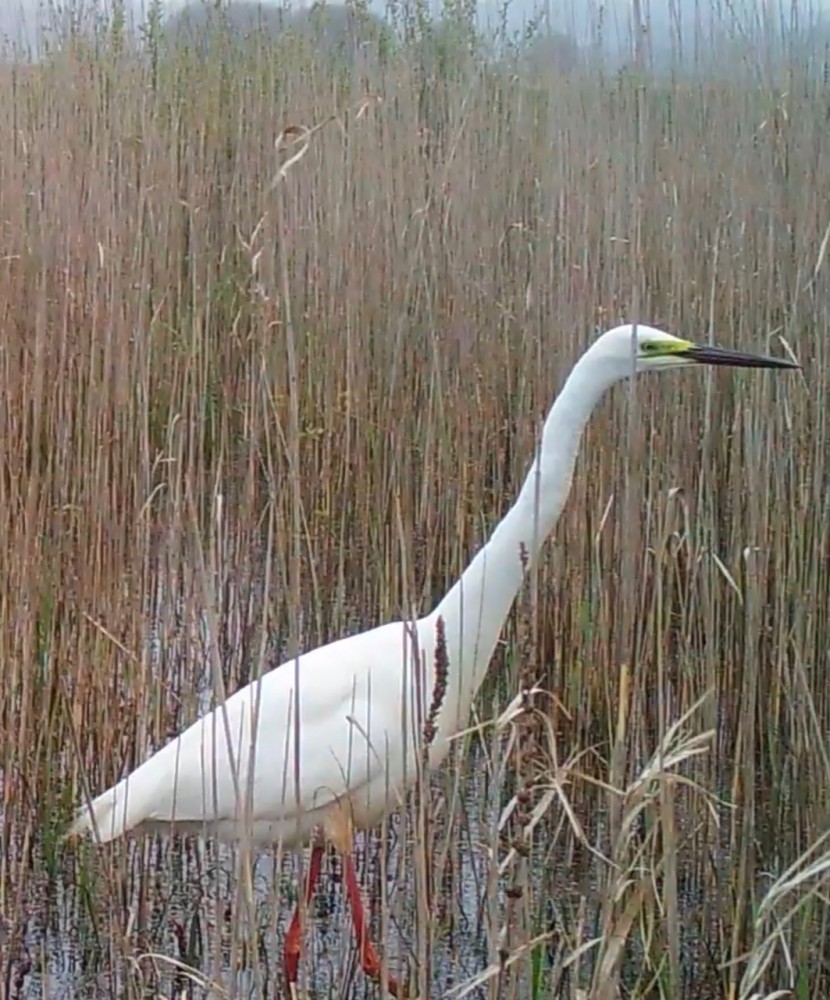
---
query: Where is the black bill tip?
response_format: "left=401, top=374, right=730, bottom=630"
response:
left=682, top=345, right=800, bottom=370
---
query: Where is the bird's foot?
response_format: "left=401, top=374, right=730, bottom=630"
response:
left=359, top=941, right=405, bottom=998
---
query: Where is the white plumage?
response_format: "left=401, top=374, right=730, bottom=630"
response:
left=69, top=324, right=796, bottom=994
left=74, top=619, right=434, bottom=846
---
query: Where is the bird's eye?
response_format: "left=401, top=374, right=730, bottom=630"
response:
left=641, top=342, right=659, bottom=354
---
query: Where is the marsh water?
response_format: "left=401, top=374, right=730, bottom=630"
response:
left=6, top=733, right=729, bottom=1000
left=8, top=764, right=520, bottom=999
left=3, top=589, right=736, bottom=1000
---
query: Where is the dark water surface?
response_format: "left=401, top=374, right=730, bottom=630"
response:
left=2, top=589, right=746, bottom=1000
left=10, top=761, right=513, bottom=1000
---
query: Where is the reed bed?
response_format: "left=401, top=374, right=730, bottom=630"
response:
left=0, top=7, right=828, bottom=999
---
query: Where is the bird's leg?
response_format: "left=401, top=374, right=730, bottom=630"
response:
left=342, top=850, right=402, bottom=997
left=284, top=844, right=325, bottom=988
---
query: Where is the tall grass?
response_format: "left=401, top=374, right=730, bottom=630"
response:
left=0, top=7, right=828, bottom=999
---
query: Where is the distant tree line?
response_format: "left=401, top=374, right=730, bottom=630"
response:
left=161, top=1, right=830, bottom=81
left=162, top=1, right=393, bottom=61
left=161, top=0, right=586, bottom=75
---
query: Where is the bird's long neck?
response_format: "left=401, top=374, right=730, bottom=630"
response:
left=425, top=352, right=618, bottom=744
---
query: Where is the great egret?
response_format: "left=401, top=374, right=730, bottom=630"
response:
left=68, top=325, right=797, bottom=996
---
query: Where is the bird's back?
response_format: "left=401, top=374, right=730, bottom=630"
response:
left=69, top=618, right=435, bottom=846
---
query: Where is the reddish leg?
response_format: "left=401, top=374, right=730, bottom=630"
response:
left=342, top=851, right=403, bottom=997
left=284, top=845, right=325, bottom=988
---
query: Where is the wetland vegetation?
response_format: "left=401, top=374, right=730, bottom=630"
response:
left=0, top=2, right=828, bottom=997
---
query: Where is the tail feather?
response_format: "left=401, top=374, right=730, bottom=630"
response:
left=66, top=778, right=137, bottom=843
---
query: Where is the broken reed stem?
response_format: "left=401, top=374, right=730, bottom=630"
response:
left=496, top=541, right=539, bottom=998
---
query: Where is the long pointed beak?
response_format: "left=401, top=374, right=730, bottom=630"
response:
left=681, top=345, right=799, bottom=370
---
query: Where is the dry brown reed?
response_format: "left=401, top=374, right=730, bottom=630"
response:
left=0, top=12, right=828, bottom=1000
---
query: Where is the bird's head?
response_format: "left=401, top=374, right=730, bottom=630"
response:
left=589, top=324, right=798, bottom=377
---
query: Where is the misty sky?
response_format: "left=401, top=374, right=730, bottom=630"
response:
left=2, top=0, right=829, bottom=54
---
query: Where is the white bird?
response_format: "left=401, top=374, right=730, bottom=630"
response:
left=68, top=324, right=797, bottom=996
